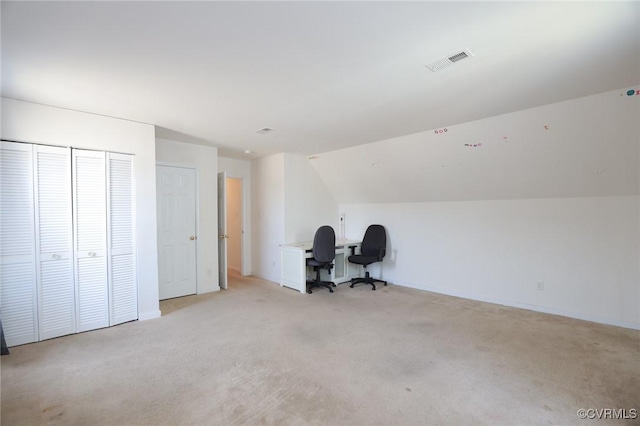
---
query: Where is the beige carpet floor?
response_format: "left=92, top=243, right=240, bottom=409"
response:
left=1, top=273, right=639, bottom=425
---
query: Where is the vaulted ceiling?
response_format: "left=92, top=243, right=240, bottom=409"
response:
left=2, top=1, right=638, bottom=158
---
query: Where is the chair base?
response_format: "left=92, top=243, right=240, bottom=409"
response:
left=350, top=271, right=386, bottom=291
left=306, top=280, right=336, bottom=294
left=306, top=264, right=336, bottom=294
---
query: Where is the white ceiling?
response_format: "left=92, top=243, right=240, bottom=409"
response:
left=2, top=1, right=639, bottom=159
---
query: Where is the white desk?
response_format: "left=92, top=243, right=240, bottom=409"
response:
left=280, top=239, right=361, bottom=293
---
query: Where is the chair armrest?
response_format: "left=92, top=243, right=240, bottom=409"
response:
left=378, top=247, right=386, bottom=260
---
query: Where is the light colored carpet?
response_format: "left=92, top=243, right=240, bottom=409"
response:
left=1, top=273, right=639, bottom=425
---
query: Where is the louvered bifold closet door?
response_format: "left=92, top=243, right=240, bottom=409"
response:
left=72, top=149, right=109, bottom=332
left=34, top=145, right=75, bottom=340
left=0, top=142, right=38, bottom=346
left=107, top=153, right=137, bottom=325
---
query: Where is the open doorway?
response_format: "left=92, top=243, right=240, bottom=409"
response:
left=226, top=177, right=243, bottom=281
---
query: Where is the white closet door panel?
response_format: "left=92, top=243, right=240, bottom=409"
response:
left=0, top=263, right=37, bottom=346
left=0, top=144, right=35, bottom=258
left=74, top=152, right=106, bottom=255
left=39, top=259, right=75, bottom=338
left=108, top=154, right=134, bottom=253
left=0, top=142, right=37, bottom=346
left=73, top=150, right=108, bottom=332
left=110, top=254, right=136, bottom=324
left=34, top=145, right=75, bottom=340
left=76, top=256, right=109, bottom=331
left=35, top=147, right=72, bottom=254
left=107, top=153, right=137, bottom=325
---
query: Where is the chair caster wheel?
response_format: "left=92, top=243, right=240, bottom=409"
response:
left=349, top=284, right=354, bottom=288
left=372, top=286, right=376, bottom=291
left=307, top=290, right=312, bottom=294
left=384, top=283, right=387, bottom=286
left=329, top=289, right=334, bottom=293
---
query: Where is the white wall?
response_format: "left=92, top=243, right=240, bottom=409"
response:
left=155, top=138, right=219, bottom=293
left=284, top=153, right=339, bottom=242
left=218, top=156, right=251, bottom=276
left=309, top=88, right=640, bottom=329
left=251, top=154, right=285, bottom=283
left=1, top=98, right=161, bottom=320
left=342, top=196, right=639, bottom=329
left=249, top=153, right=339, bottom=283
left=218, top=156, right=251, bottom=179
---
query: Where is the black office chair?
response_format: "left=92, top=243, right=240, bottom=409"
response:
left=306, top=225, right=336, bottom=294
left=349, top=224, right=387, bottom=291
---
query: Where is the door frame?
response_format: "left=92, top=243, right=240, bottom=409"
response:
left=225, top=176, right=245, bottom=276
left=217, top=172, right=228, bottom=290
left=221, top=174, right=249, bottom=276
left=156, top=161, right=200, bottom=296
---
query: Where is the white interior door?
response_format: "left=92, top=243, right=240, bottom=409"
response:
left=157, top=165, right=197, bottom=300
left=217, top=172, right=228, bottom=290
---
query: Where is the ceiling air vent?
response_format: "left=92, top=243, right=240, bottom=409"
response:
left=255, top=127, right=273, bottom=135
left=425, top=48, right=474, bottom=72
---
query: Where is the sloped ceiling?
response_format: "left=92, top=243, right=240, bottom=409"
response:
left=308, top=89, right=640, bottom=203
left=2, top=2, right=639, bottom=159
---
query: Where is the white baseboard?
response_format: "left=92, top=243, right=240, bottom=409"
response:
left=392, top=279, right=640, bottom=331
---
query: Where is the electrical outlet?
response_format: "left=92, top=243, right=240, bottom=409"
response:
left=537, top=282, right=544, bottom=291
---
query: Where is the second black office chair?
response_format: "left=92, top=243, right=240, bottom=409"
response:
left=348, top=224, right=387, bottom=291
left=306, top=225, right=336, bottom=294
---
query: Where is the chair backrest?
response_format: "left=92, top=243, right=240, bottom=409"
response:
left=361, top=224, right=386, bottom=258
left=312, top=225, right=336, bottom=263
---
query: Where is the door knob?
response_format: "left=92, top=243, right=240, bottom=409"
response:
left=190, top=236, right=196, bottom=240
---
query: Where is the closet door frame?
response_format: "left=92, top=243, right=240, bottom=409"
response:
left=1, top=142, right=138, bottom=347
